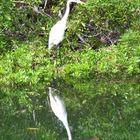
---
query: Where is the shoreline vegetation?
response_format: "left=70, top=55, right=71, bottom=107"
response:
left=0, top=0, right=140, bottom=86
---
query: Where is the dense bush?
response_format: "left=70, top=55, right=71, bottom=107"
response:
left=0, top=0, right=140, bottom=86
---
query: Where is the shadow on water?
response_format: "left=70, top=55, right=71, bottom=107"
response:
left=0, top=77, right=140, bottom=140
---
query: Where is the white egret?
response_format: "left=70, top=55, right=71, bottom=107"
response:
left=48, top=0, right=84, bottom=50
left=49, top=87, right=72, bottom=140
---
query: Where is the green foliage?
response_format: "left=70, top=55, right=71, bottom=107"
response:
left=0, top=0, right=13, bottom=28
left=1, top=78, right=140, bottom=140
left=67, top=0, right=139, bottom=48
left=0, top=0, right=140, bottom=86
left=1, top=1, right=140, bottom=139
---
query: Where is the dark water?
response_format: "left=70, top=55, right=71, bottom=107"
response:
left=0, top=78, right=140, bottom=140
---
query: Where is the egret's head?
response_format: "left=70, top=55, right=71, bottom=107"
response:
left=69, top=0, right=84, bottom=4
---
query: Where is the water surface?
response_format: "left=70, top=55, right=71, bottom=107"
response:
left=0, top=78, right=140, bottom=140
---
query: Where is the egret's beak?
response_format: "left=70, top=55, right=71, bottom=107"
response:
left=78, top=0, right=85, bottom=4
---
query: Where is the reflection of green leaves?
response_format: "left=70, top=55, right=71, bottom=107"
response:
left=0, top=0, right=140, bottom=139
left=2, top=78, right=140, bottom=139
left=63, top=78, right=140, bottom=139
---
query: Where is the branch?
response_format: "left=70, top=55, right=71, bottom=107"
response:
left=33, top=6, right=51, bottom=18
left=13, top=1, right=30, bottom=7
left=13, top=1, right=51, bottom=18
left=77, top=34, right=90, bottom=46
left=42, top=0, right=48, bottom=10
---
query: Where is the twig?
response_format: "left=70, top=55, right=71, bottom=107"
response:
left=77, top=34, right=90, bottom=46
left=14, top=1, right=51, bottom=18
left=33, top=6, right=51, bottom=18
left=13, top=1, right=30, bottom=6
left=82, top=32, right=102, bottom=38
left=43, top=0, right=48, bottom=10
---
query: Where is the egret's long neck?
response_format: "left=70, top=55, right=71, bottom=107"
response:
left=62, top=1, right=71, bottom=23
left=63, top=120, right=72, bottom=140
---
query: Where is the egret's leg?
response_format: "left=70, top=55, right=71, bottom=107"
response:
left=54, top=46, right=59, bottom=78
left=54, top=45, right=62, bottom=78
left=58, top=46, right=60, bottom=66
left=58, top=45, right=62, bottom=66
left=55, top=46, right=59, bottom=67
left=55, top=49, right=57, bottom=66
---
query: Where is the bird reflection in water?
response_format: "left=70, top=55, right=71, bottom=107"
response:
left=48, top=87, right=72, bottom=140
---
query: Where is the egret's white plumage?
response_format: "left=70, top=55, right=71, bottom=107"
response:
left=49, top=87, right=72, bottom=140
left=48, top=0, right=84, bottom=50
